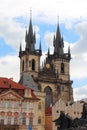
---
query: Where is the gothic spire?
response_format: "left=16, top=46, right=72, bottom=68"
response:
left=39, top=39, right=42, bottom=52
left=25, top=9, right=36, bottom=52
left=19, top=42, right=22, bottom=57
left=68, top=44, right=71, bottom=58
left=19, top=42, right=22, bottom=52
left=53, top=17, right=64, bottom=56
left=48, top=48, right=50, bottom=57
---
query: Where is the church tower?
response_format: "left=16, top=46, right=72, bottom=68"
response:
left=19, top=14, right=73, bottom=108
left=19, top=13, right=42, bottom=78
left=35, top=21, right=73, bottom=108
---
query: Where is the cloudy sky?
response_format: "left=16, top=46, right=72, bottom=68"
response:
left=0, top=0, right=87, bottom=101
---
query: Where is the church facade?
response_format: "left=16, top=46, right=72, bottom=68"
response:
left=19, top=14, right=73, bottom=108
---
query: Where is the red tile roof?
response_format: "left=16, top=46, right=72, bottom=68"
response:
left=0, top=77, right=39, bottom=100
left=0, top=77, right=26, bottom=90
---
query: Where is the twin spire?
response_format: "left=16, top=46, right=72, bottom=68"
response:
left=19, top=13, right=70, bottom=58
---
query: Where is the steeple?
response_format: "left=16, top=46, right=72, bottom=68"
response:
left=39, top=39, right=42, bottom=54
left=68, top=44, right=71, bottom=58
left=25, top=10, right=36, bottom=52
left=19, top=42, right=22, bottom=57
left=53, top=17, right=64, bottom=56
left=19, top=42, right=22, bottom=52
left=47, top=48, right=50, bottom=57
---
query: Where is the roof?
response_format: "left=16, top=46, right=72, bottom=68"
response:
left=19, top=72, right=39, bottom=91
left=0, top=77, right=39, bottom=101
left=0, top=89, right=24, bottom=100
left=0, top=77, right=26, bottom=90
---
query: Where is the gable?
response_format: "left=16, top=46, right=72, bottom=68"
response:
left=0, top=90, right=23, bottom=100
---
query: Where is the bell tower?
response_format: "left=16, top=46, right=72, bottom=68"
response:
left=53, top=22, right=71, bottom=81
left=18, top=13, right=73, bottom=108
left=19, top=13, right=42, bottom=78
left=36, top=21, right=73, bottom=107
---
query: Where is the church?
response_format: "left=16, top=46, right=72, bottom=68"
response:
left=1, top=12, right=87, bottom=130
left=1, top=13, right=85, bottom=130
left=19, top=14, right=73, bottom=108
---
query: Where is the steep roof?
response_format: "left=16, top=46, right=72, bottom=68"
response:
left=0, top=77, right=39, bottom=101
left=19, top=72, right=39, bottom=91
left=0, top=77, right=26, bottom=90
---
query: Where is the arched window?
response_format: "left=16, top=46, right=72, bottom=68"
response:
left=38, top=116, right=41, bottom=124
left=61, top=63, right=65, bottom=73
left=22, top=60, right=24, bottom=71
left=44, top=86, right=52, bottom=108
left=32, top=59, right=35, bottom=70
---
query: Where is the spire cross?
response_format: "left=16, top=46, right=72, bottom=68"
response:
left=57, top=16, right=59, bottom=24
left=30, top=8, right=32, bottom=18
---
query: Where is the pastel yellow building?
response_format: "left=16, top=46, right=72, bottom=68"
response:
left=0, top=77, right=45, bottom=130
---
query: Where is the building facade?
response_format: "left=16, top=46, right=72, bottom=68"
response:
left=19, top=14, right=73, bottom=108
left=52, top=99, right=84, bottom=130
left=0, top=77, right=45, bottom=130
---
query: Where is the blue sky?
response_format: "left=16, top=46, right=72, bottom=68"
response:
left=0, top=0, right=87, bottom=100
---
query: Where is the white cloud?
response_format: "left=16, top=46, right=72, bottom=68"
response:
left=0, top=0, right=87, bottom=51
left=0, top=55, right=20, bottom=82
left=0, top=16, right=25, bottom=50
left=72, top=21, right=87, bottom=54
left=0, top=0, right=87, bottom=24
left=70, top=21, right=87, bottom=79
left=73, top=85, right=87, bottom=101
left=44, top=31, right=54, bottom=53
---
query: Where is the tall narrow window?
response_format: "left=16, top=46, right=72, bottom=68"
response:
left=1, top=101, right=5, bottom=108
left=44, top=86, right=52, bottom=108
left=0, top=117, right=4, bottom=124
left=22, top=102, right=27, bottom=109
left=29, top=103, right=33, bottom=109
left=61, top=63, right=65, bottom=74
left=14, top=101, right=19, bottom=108
left=22, top=117, right=26, bottom=125
left=7, top=117, right=11, bottom=124
left=32, top=59, right=35, bottom=70
left=38, top=116, right=41, bottom=124
left=8, top=101, right=12, bottom=108
left=29, top=117, right=33, bottom=125
left=22, top=60, right=24, bottom=71
left=14, top=117, right=18, bottom=125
